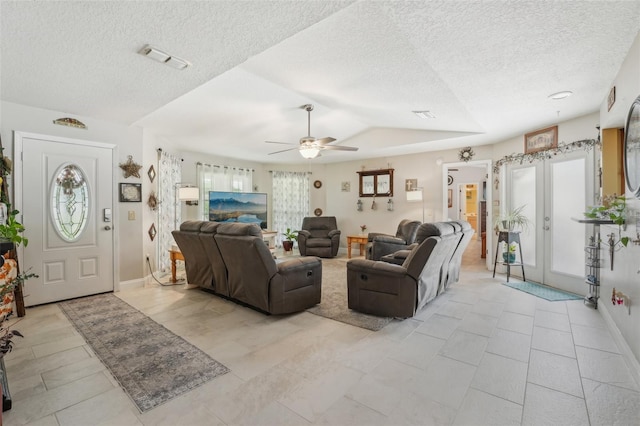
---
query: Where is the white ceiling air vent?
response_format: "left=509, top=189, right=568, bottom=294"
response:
left=138, top=45, right=191, bottom=70
left=413, top=110, right=436, bottom=119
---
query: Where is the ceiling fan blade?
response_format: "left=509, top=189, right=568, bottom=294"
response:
left=320, top=145, right=358, bottom=151
left=315, top=137, right=336, bottom=145
left=265, top=140, right=295, bottom=145
left=268, top=147, right=298, bottom=155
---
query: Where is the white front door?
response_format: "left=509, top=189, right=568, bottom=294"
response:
left=506, top=150, right=593, bottom=294
left=15, top=132, right=115, bottom=306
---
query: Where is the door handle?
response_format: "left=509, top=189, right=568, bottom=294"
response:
left=544, top=226, right=550, bottom=230
left=104, top=226, right=112, bottom=231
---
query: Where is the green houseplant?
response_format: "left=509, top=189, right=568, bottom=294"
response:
left=584, top=195, right=629, bottom=248
left=494, top=204, right=531, bottom=232
left=0, top=208, right=29, bottom=251
left=282, top=228, right=298, bottom=252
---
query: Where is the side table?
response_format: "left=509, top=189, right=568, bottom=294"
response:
left=347, top=235, right=368, bottom=258
left=168, top=249, right=184, bottom=283
left=492, top=231, right=525, bottom=282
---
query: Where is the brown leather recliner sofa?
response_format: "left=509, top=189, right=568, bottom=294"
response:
left=365, top=219, right=422, bottom=260
left=347, top=230, right=456, bottom=318
left=172, top=221, right=322, bottom=314
left=380, top=220, right=473, bottom=294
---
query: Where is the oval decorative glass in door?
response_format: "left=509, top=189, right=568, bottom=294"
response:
left=51, top=164, right=89, bottom=242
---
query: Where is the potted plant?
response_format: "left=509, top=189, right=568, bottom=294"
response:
left=584, top=195, right=629, bottom=247
left=494, top=204, right=531, bottom=232
left=0, top=207, right=29, bottom=253
left=282, top=228, right=298, bottom=252
left=502, top=242, right=517, bottom=263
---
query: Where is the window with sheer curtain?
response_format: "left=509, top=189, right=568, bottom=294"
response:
left=196, top=163, right=253, bottom=219
left=158, top=150, right=181, bottom=272
left=271, top=171, right=309, bottom=247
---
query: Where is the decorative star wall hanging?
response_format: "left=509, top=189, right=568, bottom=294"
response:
left=119, top=155, right=142, bottom=178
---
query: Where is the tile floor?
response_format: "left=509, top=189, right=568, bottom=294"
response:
left=3, top=241, right=640, bottom=425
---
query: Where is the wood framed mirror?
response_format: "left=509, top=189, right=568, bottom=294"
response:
left=624, top=95, right=640, bottom=198
left=357, top=169, right=394, bottom=197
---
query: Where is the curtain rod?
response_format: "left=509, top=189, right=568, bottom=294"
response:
left=268, top=170, right=312, bottom=174
left=196, top=162, right=254, bottom=172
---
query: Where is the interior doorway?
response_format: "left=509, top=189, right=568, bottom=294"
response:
left=457, top=183, right=479, bottom=238
left=443, top=160, right=492, bottom=268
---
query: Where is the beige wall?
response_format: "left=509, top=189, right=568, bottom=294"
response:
left=598, top=31, right=640, bottom=377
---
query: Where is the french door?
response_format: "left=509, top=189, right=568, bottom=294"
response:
left=15, top=132, right=116, bottom=306
left=505, top=150, right=594, bottom=294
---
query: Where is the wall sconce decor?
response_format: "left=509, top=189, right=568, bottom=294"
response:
left=371, top=198, right=377, bottom=210
left=387, top=198, right=394, bottom=211
left=147, top=165, right=156, bottom=183
left=356, top=199, right=363, bottom=211
left=148, top=223, right=157, bottom=241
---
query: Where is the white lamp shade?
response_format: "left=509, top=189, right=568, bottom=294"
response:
left=406, top=190, right=423, bottom=202
left=178, top=186, right=199, bottom=201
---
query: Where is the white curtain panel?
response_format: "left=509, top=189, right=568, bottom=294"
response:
left=196, top=163, right=253, bottom=220
left=271, top=171, right=309, bottom=247
left=158, top=150, right=181, bottom=272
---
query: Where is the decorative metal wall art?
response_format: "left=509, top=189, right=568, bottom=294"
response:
left=119, top=155, right=142, bottom=178
left=458, top=147, right=474, bottom=162
left=147, top=191, right=159, bottom=211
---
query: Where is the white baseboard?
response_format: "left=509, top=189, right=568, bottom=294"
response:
left=599, top=303, right=640, bottom=389
left=117, top=277, right=146, bottom=292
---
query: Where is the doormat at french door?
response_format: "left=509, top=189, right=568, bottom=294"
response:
left=503, top=281, right=582, bottom=301
left=58, top=293, right=229, bottom=412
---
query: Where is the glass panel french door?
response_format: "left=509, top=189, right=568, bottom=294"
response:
left=506, top=150, right=593, bottom=293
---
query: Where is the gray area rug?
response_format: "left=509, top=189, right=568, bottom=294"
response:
left=307, top=257, right=393, bottom=331
left=58, top=293, right=229, bottom=412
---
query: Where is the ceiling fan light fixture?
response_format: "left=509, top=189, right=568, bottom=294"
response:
left=300, top=146, right=320, bottom=159
left=548, top=91, right=573, bottom=100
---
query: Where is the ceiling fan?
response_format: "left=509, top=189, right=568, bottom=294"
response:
left=266, top=104, right=358, bottom=159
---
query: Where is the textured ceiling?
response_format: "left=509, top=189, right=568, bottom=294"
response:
left=2, top=1, right=640, bottom=164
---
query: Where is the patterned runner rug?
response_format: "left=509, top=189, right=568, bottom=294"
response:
left=58, top=293, right=229, bottom=412
left=503, top=281, right=583, bottom=301
left=307, top=257, right=394, bottom=331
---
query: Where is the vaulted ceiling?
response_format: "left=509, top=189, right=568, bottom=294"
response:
left=2, top=1, right=639, bottom=163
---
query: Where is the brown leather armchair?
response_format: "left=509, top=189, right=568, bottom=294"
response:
left=365, top=219, right=422, bottom=260
left=297, top=216, right=341, bottom=258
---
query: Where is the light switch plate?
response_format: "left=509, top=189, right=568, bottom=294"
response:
left=128, top=211, right=135, bottom=221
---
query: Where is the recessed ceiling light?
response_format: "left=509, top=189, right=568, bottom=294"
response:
left=548, top=91, right=573, bottom=100
left=413, top=110, right=436, bottom=119
left=138, top=44, right=191, bottom=70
